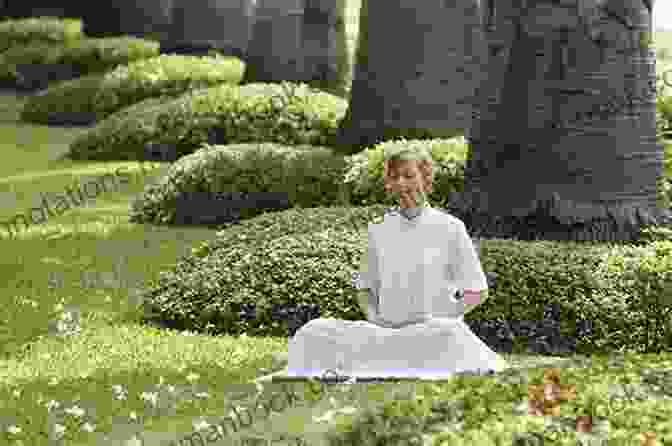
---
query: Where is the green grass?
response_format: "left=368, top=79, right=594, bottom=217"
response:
left=0, top=7, right=671, bottom=446
left=0, top=100, right=670, bottom=446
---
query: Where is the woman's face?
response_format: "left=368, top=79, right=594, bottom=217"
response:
left=384, top=159, right=427, bottom=207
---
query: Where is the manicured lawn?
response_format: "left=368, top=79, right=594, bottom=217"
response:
left=0, top=9, right=670, bottom=446
left=0, top=93, right=670, bottom=446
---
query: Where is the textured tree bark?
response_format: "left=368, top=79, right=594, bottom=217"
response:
left=242, top=0, right=350, bottom=99
left=300, top=0, right=350, bottom=98
left=449, top=0, right=672, bottom=244
left=166, top=0, right=255, bottom=57
left=241, top=0, right=305, bottom=84
left=334, top=0, right=488, bottom=155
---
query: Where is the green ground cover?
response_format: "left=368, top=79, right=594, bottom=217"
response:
left=0, top=9, right=670, bottom=446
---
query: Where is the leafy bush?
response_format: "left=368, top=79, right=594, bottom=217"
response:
left=129, top=142, right=352, bottom=225
left=657, top=93, right=672, bottom=142
left=128, top=138, right=470, bottom=227
left=0, top=36, right=159, bottom=85
left=0, top=17, right=83, bottom=52
left=137, top=203, right=672, bottom=355
left=20, top=54, right=244, bottom=125
left=67, top=82, right=348, bottom=161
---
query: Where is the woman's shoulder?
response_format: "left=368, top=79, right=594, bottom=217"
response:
left=428, top=207, right=465, bottom=227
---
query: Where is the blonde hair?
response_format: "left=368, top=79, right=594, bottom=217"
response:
left=382, top=145, right=434, bottom=195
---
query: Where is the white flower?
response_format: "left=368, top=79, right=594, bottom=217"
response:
left=81, top=422, right=96, bottom=433
left=51, top=423, right=66, bottom=440
left=193, top=418, right=210, bottom=432
left=140, top=392, right=159, bottom=407
left=64, top=405, right=85, bottom=418
left=6, top=425, right=21, bottom=435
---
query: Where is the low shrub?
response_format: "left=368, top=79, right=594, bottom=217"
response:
left=0, top=17, right=83, bottom=52
left=129, top=142, right=352, bottom=226
left=128, top=138, right=469, bottom=227
left=0, top=36, right=159, bottom=88
left=137, top=203, right=672, bottom=355
left=20, top=54, right=244, bottom=125
left=67, top=82, right=348, bottom=161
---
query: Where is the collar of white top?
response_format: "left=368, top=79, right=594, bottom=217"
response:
left=396, top=204, right=430, bottom=222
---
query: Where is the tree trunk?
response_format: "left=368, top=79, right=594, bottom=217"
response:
left=241, top=0, right=350, bottom=97
left=447, top=0, right=672, bottom=244
left=334, top=0, right=488, bottom=155
left=300, top=0, right=350, bottom=98
left=116, top=0, right=174, bottom=41
left=241, top=0, right=305, bottom=83
left=166, top=0, right=255, bottom=58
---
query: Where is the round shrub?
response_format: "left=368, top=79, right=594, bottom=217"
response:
left=129, top=142, right=352, bottom=225
left=0, top=17, right=83, bottom=52
left=342, top=136, right=469, bottom=208
left=20, top=54, right=244, bottom=125
left=136, top=203, right=672, bottom=355
left=67, top=81, right=348, bottom=161
left=0, top=36, right=159, bottom=87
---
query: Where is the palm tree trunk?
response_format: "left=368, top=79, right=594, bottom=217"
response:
left=335, top=0, right=487, bottom=155
left=242, top=0, right=350, bottom=99
left=300, top=0, right=350, bottom=98
left=241, top=0, right=305, bottom=84
left=449, top=0, right=672, bottom=244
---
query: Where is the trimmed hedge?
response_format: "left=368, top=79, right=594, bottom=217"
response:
left=0, top=36, right=159, bottom=89
left=0, top=17, right=83, bottom=53
left=137, top=201, right=672, bottom=355
left=20, top=54, right=244, bottom=125
left=127, top=138, right=469, bottom=227
left=126, top=135, right=672, bottom=230
left=67, top=82, right=348, bottom=161
left=129, top=142, right=352, bottom=226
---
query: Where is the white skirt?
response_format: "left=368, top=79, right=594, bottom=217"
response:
left=286, top=316, right=509, bottom=379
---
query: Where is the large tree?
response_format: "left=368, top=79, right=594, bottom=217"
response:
left=334, top=0, right=488, bottom=154
left=449, top=0, right=672, bottom=243
left=241, top=0, right=350, bottom=99
left=81, top=0, right=173, bottom=38
left=165, top=0, right=255, bottom=56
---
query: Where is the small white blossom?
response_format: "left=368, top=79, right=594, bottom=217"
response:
left=64, top=405, right=85, bottom=418
left=140, top=392, right=159, bottom=407
left=45, top=398, right=62, bottom=412
left=81, top=422, right=96, bottom=433
left=51, top=423, right=66, bottom=440
left=193, top=419, right=211, bottom=432
left=6, top=425, right=21, bottom=435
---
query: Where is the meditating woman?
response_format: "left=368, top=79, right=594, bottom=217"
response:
left=286, top=145, right=509, bottom=378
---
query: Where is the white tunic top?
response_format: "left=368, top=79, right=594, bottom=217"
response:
left=286, top=207, right=507, bottom=378
left=361, top=206, right=488, bottom=326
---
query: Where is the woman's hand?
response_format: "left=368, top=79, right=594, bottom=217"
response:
left=461, top=289, right=488, bottom=315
